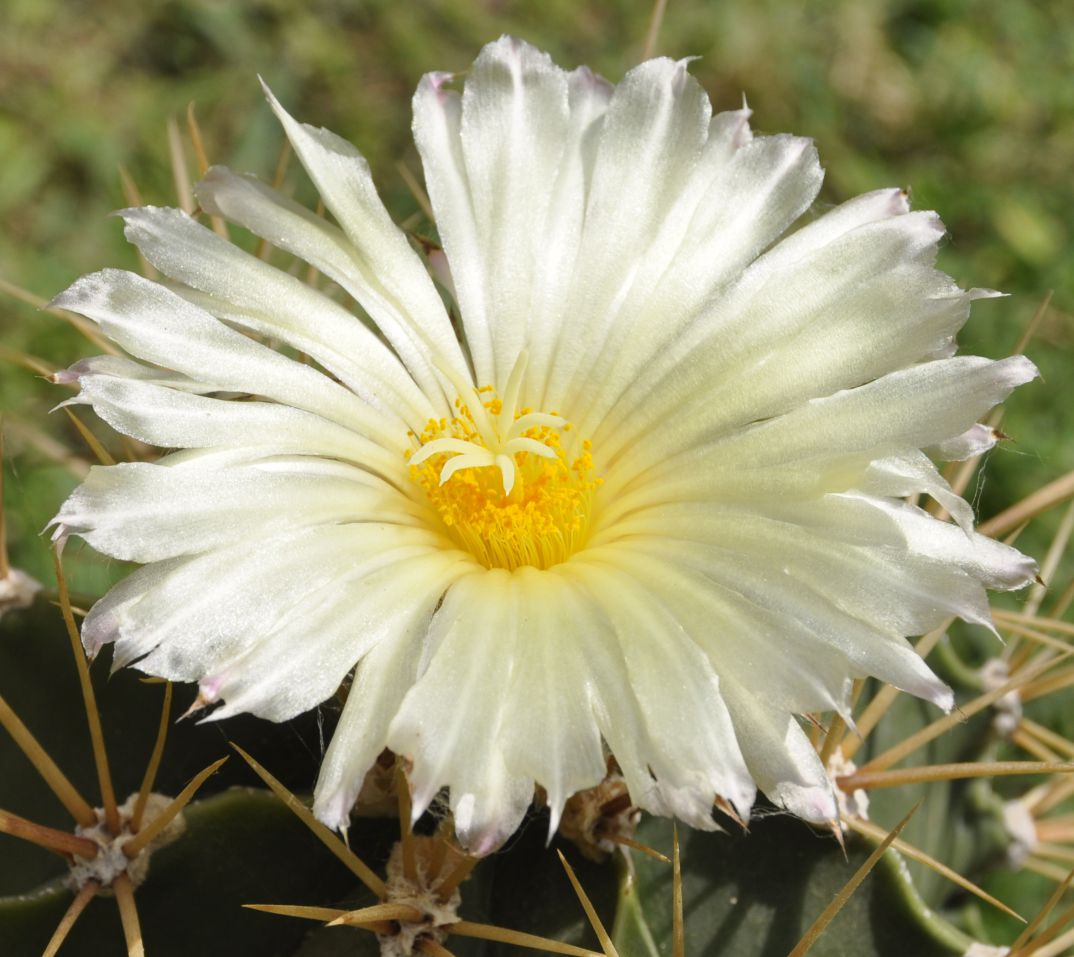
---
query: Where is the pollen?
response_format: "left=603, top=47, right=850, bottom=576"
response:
left=406, top=357, right=600, bottom=571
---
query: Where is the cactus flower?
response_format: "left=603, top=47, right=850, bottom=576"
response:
left=50, top=37, right=1037, bottom=854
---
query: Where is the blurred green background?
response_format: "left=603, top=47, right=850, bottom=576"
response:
left=1, top=0, right=1071, bottom=595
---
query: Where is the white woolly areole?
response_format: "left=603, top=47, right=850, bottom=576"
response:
left=981, top=658, right=1022, bottom=738
left=68, top=792, right=186, bottom=892
left=1001, top=798, right=1038, bottom=870
left=827, top=750, right=869, bottom=825
left=377, top=840, right=462, bottom=957
left=0, top=567, right=41, bottom=617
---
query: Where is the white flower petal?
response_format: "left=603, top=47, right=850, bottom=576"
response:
left=412, top=39, right=583, bottom=389
left=387, top=572, right=534, bottom=854
left=69, top=374, right=385, bottom=468
left=51, top=269, right=402, bottom=450
left=53, top=461, right=421, bottom=563
left=597, top=211, right=987, bottom=466
left=603, top=354, right=1038, bottom=510
left=752, top=186, right=912, bottom=271
left=930, top=422, right=1000, bottom=461
left=569, top=560, right=756, bottom=822
left=118, top=206, right=433, bottom=427
left=719, top=355, right=1038, bottom=470
left=721, top=681, right=838, bottom=822
left=411, top=71, right=486, bottom=375
left=314, top=619, right=442, bottom=831
left=565, top=130, right=822, bottom=432
left=55, top=354, right=214, bottom=393
left=525, top=67, right=614, bottom=399
left=457, top=37, right=571, bottom=386
left=496, top=568, right=616, bottom=836
left=260, top=84, right=469, bottom=397
left=865, top=495, right=1038, bottom=594
left=78, top=557, right=184, bottom=662
left=540, top=55, right=711, bottom=409
left=592, top=492, right=1023, bottom=698
left=451, top=766, right=536, bottom=858
left=662, top=132, right=823, bottom=301
left=195, top=166, right=458, bottom=408
left=584, top=536, right=948, bottom=714
left=859, top=451, right=976, bottom=532
left=705, top=104, right=754, bottom=162
left=88, top=527, right=442, bottom=679
left=204, top=548, right=469, bottom=722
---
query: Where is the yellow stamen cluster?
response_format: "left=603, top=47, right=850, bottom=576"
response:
left=408, top=390, right=600, bottom=571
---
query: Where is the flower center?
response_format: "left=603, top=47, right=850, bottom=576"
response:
left=407, top=354, right=599, bottom=571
